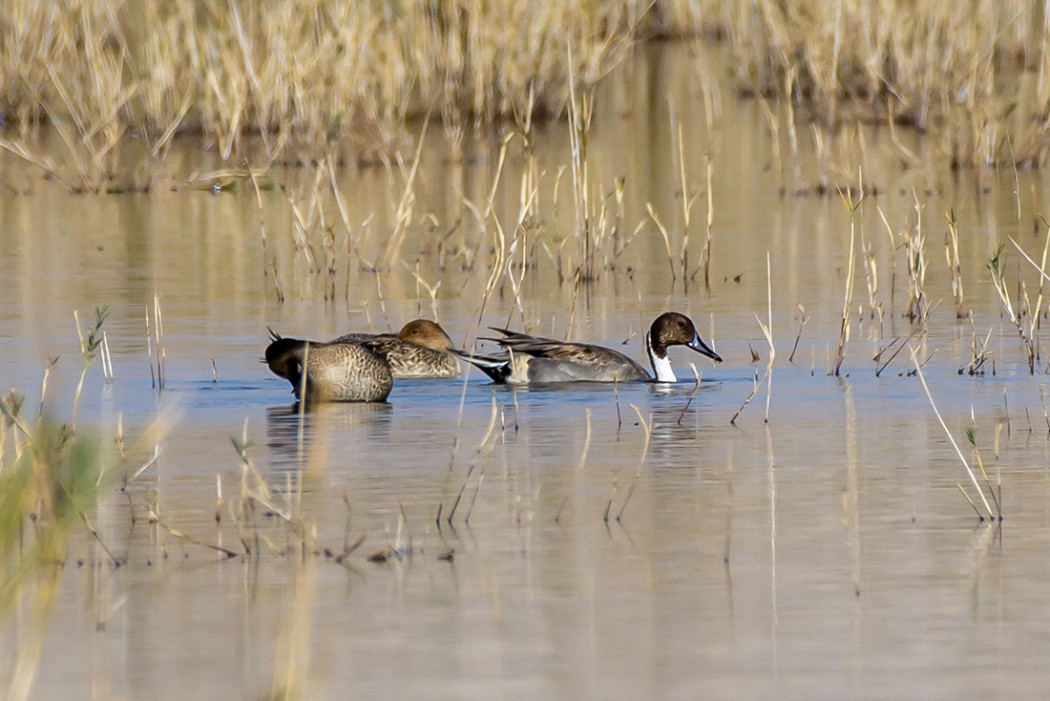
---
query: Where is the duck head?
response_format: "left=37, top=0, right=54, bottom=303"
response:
left=398, top=319, right=455, bottom=351
left=264, top=337, right=307, bottom=385
left=649, top=312, right=722, bottom=363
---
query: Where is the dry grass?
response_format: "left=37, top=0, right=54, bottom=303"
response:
left=0, top=0, right=649, bottom=189
left=909, top=345, right=1000, bottom=520
left=2, top=0, right=1045, bottom=192
left=992, top=232, right=1050, bottom=375
left=721, top=0, right=1050, bottom=167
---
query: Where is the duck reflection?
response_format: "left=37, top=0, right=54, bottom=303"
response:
left=647, top=381, right=721, bottom=469
left=265, top=401, right=393, bottom=477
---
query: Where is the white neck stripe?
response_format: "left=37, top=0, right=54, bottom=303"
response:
left=645, top=331, right=677, bottom=383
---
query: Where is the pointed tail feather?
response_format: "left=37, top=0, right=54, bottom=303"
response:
left=450, top=348, right=511, bottom=383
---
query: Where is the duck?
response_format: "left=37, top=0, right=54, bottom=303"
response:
left=264, top=335, right=393, bottom=403
left=454, top=312, right=722, bottom=384
left=329, top=319, right=461, bottom=379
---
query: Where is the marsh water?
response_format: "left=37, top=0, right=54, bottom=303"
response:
left=3, top=43, right=1050, bottom=700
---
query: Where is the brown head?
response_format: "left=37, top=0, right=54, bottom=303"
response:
left=398, top=319, right=454, bottom=351
left=649, top=312, right=722, bottom=362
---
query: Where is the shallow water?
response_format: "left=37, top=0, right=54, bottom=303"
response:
left=3, top=43, right=1050, bottom=700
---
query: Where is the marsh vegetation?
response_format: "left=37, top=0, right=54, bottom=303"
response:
left=2, top=2, right=1050, bottom=698
left=1, top=0, right=1048, bottom=187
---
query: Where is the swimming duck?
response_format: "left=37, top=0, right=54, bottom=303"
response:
left=455, top=312, right=721, bottom=384
left=330, top=319, right=461, bottom=378
left=264, top=335, right=393, bottom=403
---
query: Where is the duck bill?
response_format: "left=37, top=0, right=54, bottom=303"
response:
left=688, top=335, right=722, bottom=363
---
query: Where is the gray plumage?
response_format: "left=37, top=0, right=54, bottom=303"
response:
left=455, top=312, right=722, bottom=385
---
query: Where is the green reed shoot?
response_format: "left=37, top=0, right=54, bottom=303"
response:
left=0, top=410, right=114, bottom=698
left=988, top=245, right=1037, bottom=374
left=966, top=420, right=1002, bottom=518
left=72, top=305, right=110, bottom=429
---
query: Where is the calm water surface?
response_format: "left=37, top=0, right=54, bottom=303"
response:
left=2, top=44, right=1050, bottom=700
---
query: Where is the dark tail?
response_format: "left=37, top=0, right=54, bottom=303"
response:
left=450, top=349, right=511, bottom=383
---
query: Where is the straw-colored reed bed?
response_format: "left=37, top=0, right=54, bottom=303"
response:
left=722, top=0, right=1050, bottom=167
left=2, top=0, right=1048, bottom=191
left=0, top=0, right=652, bottom=185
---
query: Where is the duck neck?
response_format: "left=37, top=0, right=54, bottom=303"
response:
left=645, top=331, right=677, bottom=383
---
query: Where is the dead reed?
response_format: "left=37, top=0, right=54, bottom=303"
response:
left=787, top=305, right=808, bottom=364
left=1, top=0, right=1047, bottom=195
left=959, top=319, right=993, bottom=377
left=902, top=199, right=929, bottom=324
left=945, top=209, right=966, bottom=319
left=987, top=245, right=1039, bottom=374
left=446, top=397, right=499, bottom=525
left=833, top=190, right=860, bottom=376
left=731, top=253, right=775, bottom=424
left=0, top=0, right=648, bottom=185
left=144, top=297, right=166, bottom=390
left=608, top=404, right=651, bottom=521
left=909, top=345, right=999, bottom=521
left=721, top=0, right=1050, bottom=167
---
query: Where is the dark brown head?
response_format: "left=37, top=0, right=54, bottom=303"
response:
left=264, top=337, right=308, bottom=385
left=649, top=312, right=722, bottom=362
left=398, top=319, right=454, bottom=351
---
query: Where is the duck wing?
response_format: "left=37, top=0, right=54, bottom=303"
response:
left=498, top=335, right=651, bottom=382
left=330, top=331, right=393, bottom=344
left=486, top=327, right=561, bottom=347
left=489, top=331, right=631, bottom=365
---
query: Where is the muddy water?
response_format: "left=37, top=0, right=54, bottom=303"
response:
left=3, top=43, right=1050, bottom=700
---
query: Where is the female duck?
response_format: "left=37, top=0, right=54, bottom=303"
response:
left=456, top=312, right=721, bottom=384
left=265, top=337, right=393, bottom=403
left=331, top=319, right=460, bottom=379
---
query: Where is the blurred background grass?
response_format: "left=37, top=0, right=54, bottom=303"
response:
left=1, top=0, right=1047, bottom=177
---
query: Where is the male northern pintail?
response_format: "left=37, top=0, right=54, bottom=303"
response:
left=265, top=335, right=393, bottom=403
left=454, top=312, right=722, bottom=384
left=330, top=319, right=460, bottom=378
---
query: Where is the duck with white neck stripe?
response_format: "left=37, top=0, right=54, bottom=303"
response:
left=455, top=312, right=722, bottom=385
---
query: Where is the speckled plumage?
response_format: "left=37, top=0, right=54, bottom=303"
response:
left=265, top=336, right=392, bottom=403
left=330, top=319, right=460, bottom=379
left=455, top=312, right=722, bottom=385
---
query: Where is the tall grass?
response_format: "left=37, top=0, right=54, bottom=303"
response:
left=0, top=395, right=112, bottom=700
left=3, top=0, right=1045, bottom=190
left=0, top=0, right=647, bottom=187
left=721, top=0, right=1050, bottom=167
